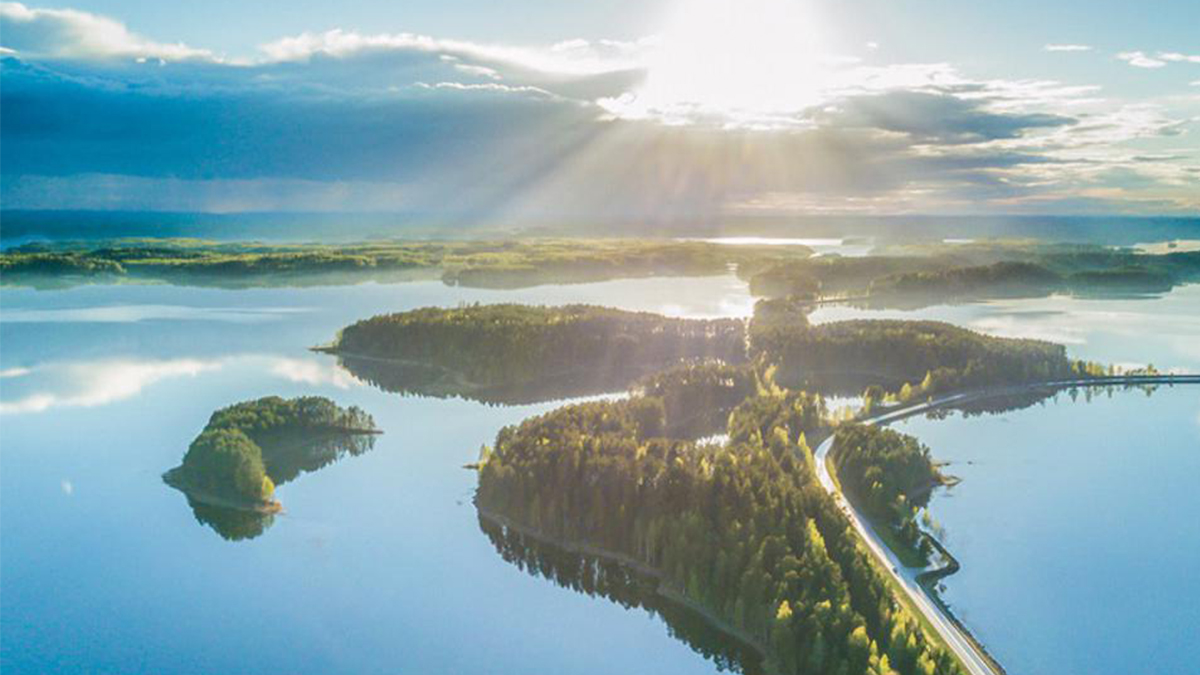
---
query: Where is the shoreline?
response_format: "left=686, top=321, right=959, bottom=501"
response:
left=475, top=505, right=778, bottom=674
left=824, top=375, right=1200, bottom=674
left=162, top=469, right=283, bottom=515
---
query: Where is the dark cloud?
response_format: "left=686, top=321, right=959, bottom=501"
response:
left=813, top=90, right=1076, bottom=144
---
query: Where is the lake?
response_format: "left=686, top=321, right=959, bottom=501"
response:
left=1, top=275, right=1197, bottom=674
left=894, top=385, right=1200, bottom=675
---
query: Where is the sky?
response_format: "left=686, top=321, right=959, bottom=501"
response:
left=1, top=0, right=1198, bottom=219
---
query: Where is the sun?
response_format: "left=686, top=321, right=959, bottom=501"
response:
left=627, top=0, right=832, bottom=123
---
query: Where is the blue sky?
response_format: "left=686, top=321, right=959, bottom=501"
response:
left=1, top=0, right=1198, bottom=217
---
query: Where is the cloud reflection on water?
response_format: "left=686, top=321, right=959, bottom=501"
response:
left=0, top=355, right=359, bottom=414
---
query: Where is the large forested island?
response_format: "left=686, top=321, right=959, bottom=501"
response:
left=475, top=382, right=962, bottom=675
left=164, top=396, right=378, bottom=540
left=319, top=304, right=747, bottom=402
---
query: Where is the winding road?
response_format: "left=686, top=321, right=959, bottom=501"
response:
left=813, top=374, right=1200, bottom=675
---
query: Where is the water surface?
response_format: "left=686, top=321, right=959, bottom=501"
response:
left=895, top=386, right=1200, bottom=675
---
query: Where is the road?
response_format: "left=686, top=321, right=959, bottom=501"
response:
left=812, top=374, right=1200, bottom=675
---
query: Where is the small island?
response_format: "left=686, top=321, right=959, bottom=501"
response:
left=164, top=396, right=379, bottom=537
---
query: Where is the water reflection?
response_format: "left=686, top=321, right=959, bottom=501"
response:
left=477, top=514, right=765, bottom=675
left=0, top=355, right=358, bottom=414
left=0, top=358, right=223, bottom=414
left=335, top=354, right=650, bottom=406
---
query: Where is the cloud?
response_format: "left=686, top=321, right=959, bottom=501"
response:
left=0, top=2, right=214, bottom=61
left=1117, top=51, right=1167, bottom=69
left=0, top=358, right=221, bottom=414
left=0, top=354, right=360, bottom=414
left=265, top=357, right=360, bottom=389
left=1159, top=52, right=1200, bottom=64
left=1117, top=51, right=1200, bottom=69
left=1044, top=44, right=1092, bottom=52
left=1, top=5, right=1197, bottom=217
left=813, top=90, right=1075, bottom=144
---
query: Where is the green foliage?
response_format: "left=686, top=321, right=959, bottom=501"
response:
left=330, top=303, right=747, bottom=389
left=636, top=361, right=760, bottom=438
left=0, top=238, right=814, bottom=290
left=180, top=428, right=274, bottom=503
left=476, top=391, right=962, bottom=675
left=869, top=261, right=1064, bottom=300
left=166, top=396, right=377, bottom=506
left=752, top=313, right=1074, bottom=396
left=831, top=425, right=943, bottom=559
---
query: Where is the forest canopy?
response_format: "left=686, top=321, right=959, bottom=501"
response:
left=476, top=386, right=963, bottom=675
left=324, top=303, right=748, bottom=393
left=164, top=396, right=378, bottom=519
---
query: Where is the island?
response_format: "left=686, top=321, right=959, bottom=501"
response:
left=317, top=304, right=747, bottom=403
left=0, top=238, right=813, bottom=290
left=743, top=241, right=1200, bottom=306
left=164, top=395, right=379, bottom=540
left=748, top=297, right=1094, bottom=397
left=475, top=384, right=964, bottom=675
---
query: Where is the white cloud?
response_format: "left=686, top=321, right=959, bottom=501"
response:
left=265, top=357, right=360, bottom=389
left=412, top=81, right=558, bottom=98
left=0, top=354, right=361, bottom=414
left=0, top=358, right=221, bottom=414
left=257, top=28, right=647, bottom=76
left=1117, top=51, right=1200, bottom=69
left=61, top=480, right=74, bottom=496
left=1045, top=44, right=1092, bottom=52
left=1159, top=52, right=1200, bottom=64
left=1118, top=51, right=1167, bottom=69
left=0, top=1, right=215, bottom=61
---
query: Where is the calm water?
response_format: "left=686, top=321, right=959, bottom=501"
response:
left=895, top=386, right=1200, bottom=675
left=2, top=275, right=1197, bottom=674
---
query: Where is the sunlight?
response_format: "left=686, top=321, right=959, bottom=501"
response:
left=619, top=0, right=832, bottom=124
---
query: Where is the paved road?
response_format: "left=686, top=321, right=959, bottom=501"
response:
left=813, top=374, right=1200, bottom=675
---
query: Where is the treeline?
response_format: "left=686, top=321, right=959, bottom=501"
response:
left=830, top=426, right=944, bottom=560
left=476, top=391, right=963, bottom=675
left=478, top=516, right=767, bottom=674
left=744, top=242, right=1199, bottom=304
left=750, top=299, right=1080, bottom=397
left=0, top=238, right=813, bottom=290
left=164, top=396, right=378, bottom=509
left=326, top=304, right=747, bottom=391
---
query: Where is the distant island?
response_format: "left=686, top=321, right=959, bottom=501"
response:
left=164, top=396, right=379, bottom=540
left=744, top=241, right=1199, bottom=307
left=0, top=238, right=812, bottom=290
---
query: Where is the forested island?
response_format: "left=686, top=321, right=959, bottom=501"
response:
left=0, top=238, right=812, bottom=290
left=320, top=304, right=747, bottom=402
left=748, top=297, right=1094, bottom=397
left=6, top=237, right=1196, bottom=307
left=164, top=396, right=378, bottom=540
left=743, top=241, right=1199, bottom=306
left=475, top=385, right=963, bottom=675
